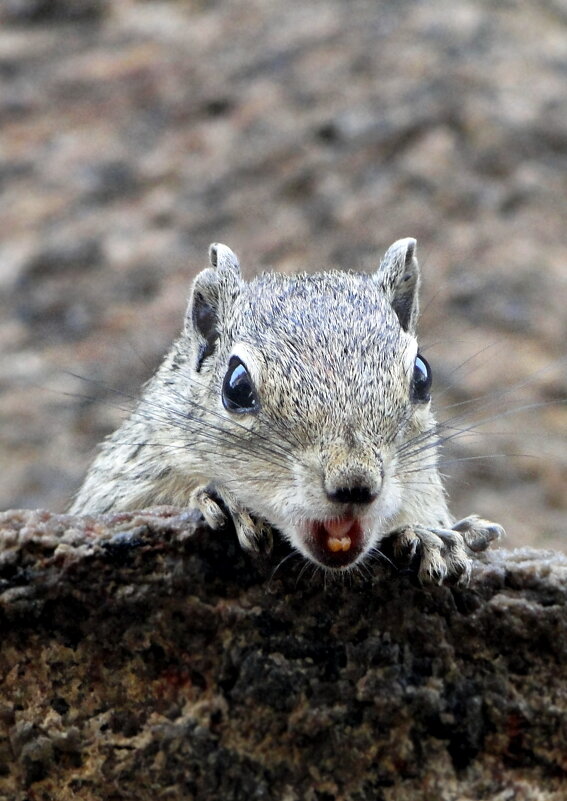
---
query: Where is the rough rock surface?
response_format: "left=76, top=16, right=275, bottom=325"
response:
left=0, top=0, right=566, bottom=551
left=0, top=508, right=566, bottom=800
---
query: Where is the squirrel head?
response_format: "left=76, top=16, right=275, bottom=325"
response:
left=181, top=238, right=434, bottom=570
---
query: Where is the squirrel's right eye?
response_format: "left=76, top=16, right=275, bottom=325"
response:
left=222, top=357, right=259, bottom=414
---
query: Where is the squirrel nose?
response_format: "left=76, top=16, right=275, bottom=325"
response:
left=325, top=483, right=379, bottom=506
left=323, top=448, right=383, bottom=507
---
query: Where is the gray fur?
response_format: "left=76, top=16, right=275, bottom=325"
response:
left=71, top=240, right=503, bottom=582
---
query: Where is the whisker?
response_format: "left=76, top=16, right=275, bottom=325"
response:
left=295, top=559, right=314, bottom=588
left=368, top=545, right=397, bottom=572
left=434, top=340, right=507, bottom=401
left=396, top=397, right=565, bottom=464
left=269, top=550, right=300, bottom=584
left=438, top=356, right=567, bottom=413
left=65, top=371, right=293, bottom=471
left=399, top=452, right=539, bottom=478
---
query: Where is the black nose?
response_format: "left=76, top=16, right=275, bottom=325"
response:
left=326, top=485, right=377, bottom=506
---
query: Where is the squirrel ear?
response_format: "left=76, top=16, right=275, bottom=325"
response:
left=208, top=242, right=240, bottom=274
left=185, top=243, right=242, bottom=371
left=374, top=237, right=420, bottom=333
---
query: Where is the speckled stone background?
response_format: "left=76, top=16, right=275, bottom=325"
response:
left=0, top=0, right=566, bottom=551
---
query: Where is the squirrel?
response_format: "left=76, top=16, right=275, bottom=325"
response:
left=70, top=238, right=504, bottom=583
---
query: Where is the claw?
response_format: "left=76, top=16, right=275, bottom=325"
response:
left=435, top=529, right=472, bottom=584
left=234, top=510, right=265, bottom=554
left=190, top=484, right=273, bottom=557
left=452, top=515, right=505, bottom=552
left=190, top=486, right=227, bottom=530
left=412, top=526, right=448, bottom=584
left=390, top=526, right=420, bottom=562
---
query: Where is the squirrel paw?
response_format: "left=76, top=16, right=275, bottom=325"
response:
left=387, top=516, right=504, bottom=585
left=190, top=485, right=273, bottom=556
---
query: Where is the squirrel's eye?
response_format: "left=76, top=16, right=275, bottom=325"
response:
left=412, top=354, right=432, bottom=403
left=222, top=357, right=259, bottom=414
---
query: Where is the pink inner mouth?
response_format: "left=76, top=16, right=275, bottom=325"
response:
left=308, top=517, right=364, bottom=568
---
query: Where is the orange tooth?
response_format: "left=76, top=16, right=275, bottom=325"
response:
left=327, top=535, right=352, bottom=553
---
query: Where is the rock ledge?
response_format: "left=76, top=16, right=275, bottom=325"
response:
left=0, top=508, right=566, bottom=800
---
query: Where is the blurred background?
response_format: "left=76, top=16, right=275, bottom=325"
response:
left=0, top=0, right=565, bottom=550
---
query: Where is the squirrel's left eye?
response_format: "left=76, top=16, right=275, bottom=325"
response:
left=222, top=357, right=259, bottom=414
left=412, top=354, right=432, bottom=403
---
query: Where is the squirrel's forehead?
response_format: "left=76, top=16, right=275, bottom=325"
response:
left=238, top=274, right=395, bottom=332
left=229, top=282, right=415, bottom=378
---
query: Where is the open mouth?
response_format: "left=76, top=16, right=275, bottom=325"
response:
left=307, top=517, right=365, bottom=568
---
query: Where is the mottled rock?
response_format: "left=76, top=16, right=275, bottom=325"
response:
left=20, top=238, right=104, bottom=280
left=78, top=160, right=141, bottom=204
left=0, top=509, right=566, bottom=800
left=0, top=0, right=108, bottom=24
